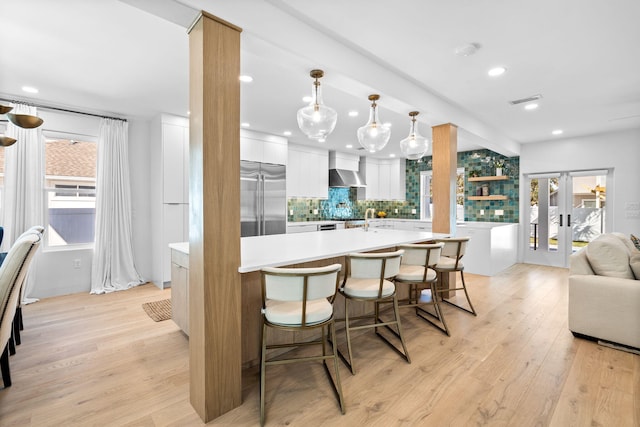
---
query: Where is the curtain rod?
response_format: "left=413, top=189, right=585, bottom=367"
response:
left=0, top=97, right=127, bottom=122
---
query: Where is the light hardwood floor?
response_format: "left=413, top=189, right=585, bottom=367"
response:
left=0, top=264, right=638, bottom=426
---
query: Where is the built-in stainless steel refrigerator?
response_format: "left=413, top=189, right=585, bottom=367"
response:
left=240, top=160, right=287, bottom=237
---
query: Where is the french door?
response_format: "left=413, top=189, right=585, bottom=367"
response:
left=524, top=169, right=610, bottom=268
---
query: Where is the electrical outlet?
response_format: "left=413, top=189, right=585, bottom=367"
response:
left=313, top=209, right=318, bottom=215
left=495, top=209, right=504, bottom=216
left=480, top=209, right=484, bottom=215
left=73, top=259, right=81, bottom=269
left=411, top=208, right=417, bottom=214
left=289, top=209, right=293, bottom=215
left=394, top=209, right=398, bottom=214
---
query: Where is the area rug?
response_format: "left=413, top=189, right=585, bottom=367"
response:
left=142, top=299, right=172, bottom=322
left=598, top=340, right=640, bottom=355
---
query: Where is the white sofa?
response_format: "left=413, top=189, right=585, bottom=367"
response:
left=568, top=232, right=640, bottom=349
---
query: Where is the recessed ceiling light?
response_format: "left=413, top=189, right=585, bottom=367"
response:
left=22, top=86, right=38, bottom=94
left=241, top=122, right=250, bottom=128
left=552, top=129, right=563, bottom=135
left=348, top=111, right=359, bottom=117
left=317, top=137, right=326, bottom=143
left=346, top=144, right=353, bottom=148
left=239, top=75, right=253, bottom=83
left=524, top=103, right=539, bottom=110
left=302, top=96, right=313, bottom=103
left=283, top=130, right=292, bottom=136
left=389, top=154, right=396, bottom=158
left=383, top=122, right=392, bottom=128
left=488, top=67, right=506, bottom=77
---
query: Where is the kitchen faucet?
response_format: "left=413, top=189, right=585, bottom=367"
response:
left=364, top=208, right=376, bottom=232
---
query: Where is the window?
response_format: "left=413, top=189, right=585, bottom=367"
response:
left=420, top=168, right=465, bottom=221
left=45, top=136, right=97, bottom=247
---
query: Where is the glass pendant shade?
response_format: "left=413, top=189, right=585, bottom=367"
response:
left=399, top=111, right=429, bottom=160
left=357, top=94, right=391, bottom=152
left=296, top=69, right=337, bottom=142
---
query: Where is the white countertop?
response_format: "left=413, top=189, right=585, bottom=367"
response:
left=170, top=228, right=448, bottom=273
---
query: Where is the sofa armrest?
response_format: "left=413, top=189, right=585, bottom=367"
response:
left=568, top=274, right=640, bottom=349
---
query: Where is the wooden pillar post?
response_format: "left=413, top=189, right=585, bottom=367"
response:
left=432, top=123, right=458, bottom=235
left=188, top=12, right=242, bottom=422
left=432, top=123, right=458, bottom=295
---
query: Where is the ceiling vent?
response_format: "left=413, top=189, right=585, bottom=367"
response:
left=509, top=94, right=543, bottom=105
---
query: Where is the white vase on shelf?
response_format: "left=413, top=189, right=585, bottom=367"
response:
left=496, top=167, right=503, bottom=176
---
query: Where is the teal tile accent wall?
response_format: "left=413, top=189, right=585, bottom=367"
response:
left=405, top=149, right=520, bottom=223
left=288, top=149, right=519, bottom=222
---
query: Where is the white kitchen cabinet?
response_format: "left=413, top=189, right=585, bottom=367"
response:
left=240, top=129, right=287, bottom=165
left=150, top=114, right=190, bottom=288
left=171, top=248, right=189, bottom=335
left=359, top=157, right=405, bottom=201
left=287, top=144, right=328, bottom=198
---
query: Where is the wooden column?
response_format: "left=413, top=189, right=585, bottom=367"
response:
left=188, top=12, right=242, bottom=422
left=432, top=123, right=458, bottom=296
left=431, top=123, right=458, bottom=235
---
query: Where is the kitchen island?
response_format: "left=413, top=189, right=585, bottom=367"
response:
left=170, top=228, right=446, bottom=364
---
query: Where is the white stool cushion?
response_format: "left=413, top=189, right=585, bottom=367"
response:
left=436, top=257, right=463, bottom=271
left=396, top=265, right=437, bottom=282
left=342, top=277, right=395, bottom=298
left=264, top=298, right=333, bottom=326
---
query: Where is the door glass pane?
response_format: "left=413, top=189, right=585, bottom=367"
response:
left=529, top=177, right=559, bottom=252
left=570, top=174, right=606, bottom=252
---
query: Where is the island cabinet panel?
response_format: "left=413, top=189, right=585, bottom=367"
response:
left=286, top=143, right=328, bottom=198
left=171, top=248, right=189, bottom=334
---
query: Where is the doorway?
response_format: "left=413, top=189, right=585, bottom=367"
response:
left=523, top=169, right=611, bottom=267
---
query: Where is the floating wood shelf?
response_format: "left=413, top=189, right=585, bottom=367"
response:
left=468, top=175, right=509, bottom=182
left=468, top=195, right=508, bottom=201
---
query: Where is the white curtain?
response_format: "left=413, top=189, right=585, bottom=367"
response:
left=2, top=103, right=45, bottom=302
left=90, top=118, right=144, bottom=294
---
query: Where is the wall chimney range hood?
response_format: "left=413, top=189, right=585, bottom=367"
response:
left=329, top=169, right=366, bottom=187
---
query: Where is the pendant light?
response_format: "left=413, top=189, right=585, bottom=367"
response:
left=357, top=94, right=391, bottom=152
left=296, top=69, right=337, bottom=142
left=0, top=136, right=17, bottom=147
left=399, top=111, right=429, bottom=160
left=1, top=103, right=44, bottom=129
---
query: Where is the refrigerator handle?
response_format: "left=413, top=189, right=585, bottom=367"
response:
left=255, top=173, right=261, bottom=236
left=261, top=173, right=266, bottom=235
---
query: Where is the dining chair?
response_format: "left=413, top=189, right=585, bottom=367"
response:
left=433, top=237, right=477, bottom=316
left=337, top=250, right=409, bottom=375
left=394, top=242, right=450, bottom=335
left=0, top=232, right=41, bottom=387
left=14, top=225, right=45, bottom=343
left=260, top=263, right=345, bottom=426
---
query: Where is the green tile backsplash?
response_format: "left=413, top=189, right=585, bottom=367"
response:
left=288, top=149, right=519, bottom=223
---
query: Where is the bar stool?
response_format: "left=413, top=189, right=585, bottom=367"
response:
left=337, top=250, right=409, bottom=375
left=260, top=263, right=345, bottom=426
left=433, top=237, right=477, bottom=316
left=394, top=242, right=450, bottom=335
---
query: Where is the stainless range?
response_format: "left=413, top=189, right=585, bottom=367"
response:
left=344, top=219, right=365, bottom=229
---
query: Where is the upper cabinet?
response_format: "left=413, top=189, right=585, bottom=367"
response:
left=162, top=121, right=189, bottom=204
left=240, top=129, right=287, bottom=165
left=359, top=157, right=405, bottom=201
left=287, top=144, right=328, bottom=199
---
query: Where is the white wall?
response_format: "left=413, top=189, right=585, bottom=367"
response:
left=29, top=113, right=152, bottom=298
left=519, top=128, right=640, bottom=261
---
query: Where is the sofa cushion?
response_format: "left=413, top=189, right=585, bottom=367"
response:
left=611, top=232, right=640, bottom=255
left=585, top=234, right=635, bottom=279
left=630, top=253, right=640, bottom=280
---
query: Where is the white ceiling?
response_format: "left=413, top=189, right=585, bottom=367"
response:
left=1, top=0, right=639, bottom=159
